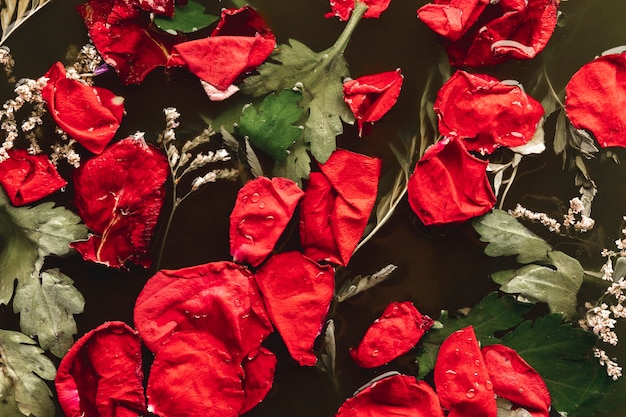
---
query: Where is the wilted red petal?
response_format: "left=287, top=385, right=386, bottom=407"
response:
left=482, top=344, right=551, bottom=417
left=565, top=52, right=626, bottom=148
left=417, top=0, right=488, bottom=41
left=41, top=62, right=124, bottom=154
left=435, top=70, right=544, bottom=155
left=240, top=347, right=277, bottom=414
left=230, top=177, right=304, bottom=266
left=434, top=326, right=496, bottom=417
left=407, top=137, right=495, bottom=226
left=350, top=301, right=434, bottom=368
left=71, top=136, right=169, bottom=268
left=343, top=69, right=404, bottom=134
left=131, top=0, right=174, bottom=17
left=300, top=149, right=381, bottom=266
left=77, top=0, right=177, bottom=84
left=326, top=0, right=392, bottom=21
left=335, top=375, right=444, bottom=417
left=55, top=321, right=146, bottom=417
left=212, top=6, right=275, bottom=39
left=255, top=251, right=334, bottom=366
left=0, top=149, right=66, bottom=206
left=146, top=331, right=245, bottom=417
left=134, top=261, right=272, bottom=357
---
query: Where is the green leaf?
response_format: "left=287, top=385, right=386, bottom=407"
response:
left=473, top=209, right=552, bottom=264
left=272, top=136, right=311, bottom=187
left=0, top=329, right=56, bottom=417
left=13, top=269, right=85, bottom=358
left=416, top=292, right=532, bottom=378
left=153, top=0, right=218, bottom=34
left=237, top=89, right=305, bottom=161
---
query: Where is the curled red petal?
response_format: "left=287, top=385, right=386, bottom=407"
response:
left=212, top=6, right=276, bottom=39
left=407, top=137, right=495, bottom=226
left=300, top=149, right=381, bottom=266
left=134, top=261, right=272, bottom=357
left=131, top=0, right=174, bottom=17
left=343, top=69, right=404, bottom=134
left=146, top=331, right=245, bottom=417
left=71, top=136, right=169, bottom=268
left=255, top=251, right=334, bottom=366
left=434, top=326, right=497, bottom=417
left=435, top=70, right=544, bottom=154
left=41, top=62, right=124, bottom=154
left=326, top=0, right=392, bottom=21
left=350, top=301, right=434, bottom=368
left=482, top=344, right=551, bottom=417
left=417, top=0, right=488, bottom=41
left=55, top=321, right=146, bottom=417
left=0, top=149, right=66, bottom=206
left=565, top=52, right=626, bottom=148
left=335, top=375, right=444, bottom=417
left=240, top=347, right=277, bottom=414
left=230, top=177, right=304, bottom=266
left=77, top=0, right=177, bottom=84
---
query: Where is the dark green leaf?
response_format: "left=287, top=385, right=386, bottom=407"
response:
left=154, top=0, right=217, bottom=34
left=272, top=136, right=311, bottom=187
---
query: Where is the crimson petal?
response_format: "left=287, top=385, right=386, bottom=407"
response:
left=407, top=137, right=495, bottom=226
left=240, top=347, right=277, bottom=414
left=41, top=62, right=124, bottom=154
left=565, top=52, right=626, bottom=148
left=71, top=136, right=169, bottom=268
left=350, top=301, right=434, bottom=368
left=300, top=149, right=381, bottom=266
left=230, top=177, right=304, bottom=267
left=335, top=374, right=444, bottom=417
left=326, top=0, right=392, bottom=21
left=417, top=0, right=488, bottom=42
left=255, top=251, right=334, bottom=366
left=55, top=321, right=146, bottom=417
left=0, top=149, right=66, bottom=206
left=132, top=0, right=174, bottom=17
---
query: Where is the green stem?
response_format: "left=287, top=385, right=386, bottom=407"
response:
left=330, top=1, right=368, bottom=55
left=155, top=190, right=178, bottom=270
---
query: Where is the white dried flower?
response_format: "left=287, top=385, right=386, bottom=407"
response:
left=594, top=348, right=623, bottom=380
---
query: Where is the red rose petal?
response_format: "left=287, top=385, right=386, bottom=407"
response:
left=55, top=321, right=146, bottom=417
left=0, top=149, right=66, bottom=206
left=41, top=62, right=124, bottom=154
left=350, top=301, right=434, bottom=368
left=71, top=136, right=169, bottom=268
left=134, top=261, right=272, bottom=357
left=132, top=0, right=174, bottom=17
left=212, top=6, right=275, bottom=39
left=435, top=70, right=544, bottom=155
left=417, top=0, right=488, bottom=42
left=565, top=52, right=626, bottom=148
left=230, top=177, right=304, bottom=267
left=255, top=251, right=334, bottom=366
left=240, top=347, right=277, bottom=414
left=482, top=344, right=551, bottom=417
left=434, top=326, right=497, bottom=417
left=146, top=332, right=245, bottom=417
left=343, top=69, right=404, bottom=135
left=407, top=137, right=495, bottom=226
left=335, top=375, right=444, bottom=417
left=300, top=149, right=381, bottom=266
left=77, top=0, right=176, bottom=84
left=326, top=0, right=392, bottom=21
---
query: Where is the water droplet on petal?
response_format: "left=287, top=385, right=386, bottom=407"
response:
left=446, top=369, right=457, bottom=374
left=259, top=201, right=266, bottom=209
left=234, top=299, right=241, bottom=307
left=518, top=388, right=524, bottom=393
left=466, top=389, right=476, bottom=399
left=251, top=192, right=260, bottom=203
left=474, top=359, right=481, bottom=366
left=371, top=349, right=379, bottom=357
left=485, top=380, right=493, bottom=391
left=241, top=195, right=249, bottom=204
left=264, top=215, right=275, bottom=226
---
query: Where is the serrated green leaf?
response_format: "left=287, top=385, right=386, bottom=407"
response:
left=154, top=0, right=217, bottom=34
left=554, top=108, right=567, bottom=155
left=0, top=329, right=56, bottom=417
left=13, top=269, right=84, bottom=358
left=238, top=89, right=304, bottom=161
left=473, top=209, right=552, bottom=264
left=272, top=136, right=311, bottom=187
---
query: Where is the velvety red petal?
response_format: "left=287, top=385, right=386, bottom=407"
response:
left=300, top=149, right=381, bottom=266
left=240, top=347, right=277, bottom=414
left=41, top=62, right=124, bottom=154
left=326, top=0, right=393, bottom=21
left=565, top=52, right=626, bottom=148
left=0, top=149, right=66, bottom=206
left=335, top=375, right=444, bottom=417
left=417, top=0, right=488, bottom=42
left=435, top=70, right=543, bottom=154
left=482, top=344, right=551, bottom=417
left=407, top=137, right=495, bottom=226
left=254, top=251, right=334, bottom=366
left=212, top=6, right=276, bottom=39
left=434, top=326, right=497, bottom=417
left=350, top=301, right=434, bottom=368
left=134, top=261, right=272, bottom=358
left=131, top=0, right=174, bottom=17
left=343, top=69, right=404, bottom=133
left=230, top=177, right=304, bottom=267
left=77, top=0, right=176, bottom=84
left=55, top=321, right=146, bottom=417
left=71, top=136, right=169, bottom=268
left=146, top=331, right=245, bottom=417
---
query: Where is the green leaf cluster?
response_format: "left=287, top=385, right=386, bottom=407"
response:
left=154, top=0, right=218, bottom=34
left=473, top=209, right=584, bottom=319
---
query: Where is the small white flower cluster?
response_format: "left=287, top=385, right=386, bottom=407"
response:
left=191, top=168, right=239, bottom=191
left=594, top=348, right=623, bottom=380
left=0, top=45, right=15, bottom=82
left=581, top=302, right=618, bottom=345
left=50, top=139, right=81, bottom=168
left=509, top=197, right=595, bottom=234
left=509, top=204, right=561, bottom=232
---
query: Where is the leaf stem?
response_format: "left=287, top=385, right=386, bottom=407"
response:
left=331, top=1, right=368, bottom=55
